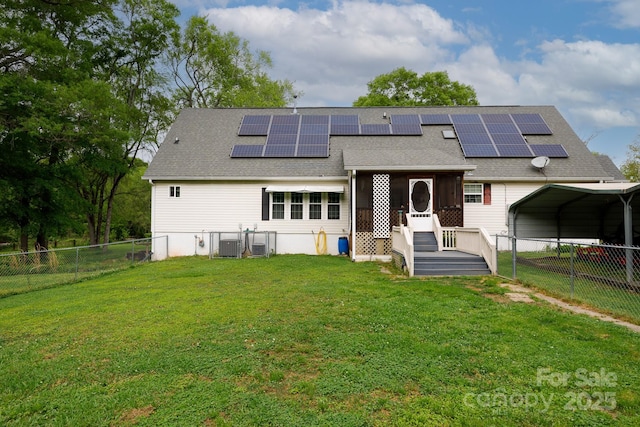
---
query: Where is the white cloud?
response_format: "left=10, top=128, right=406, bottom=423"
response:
left=201, top=0, right=640, bottom=136
left=608, top=0, right=640, bottom=28
left=204, top=1, right=469, bottom=106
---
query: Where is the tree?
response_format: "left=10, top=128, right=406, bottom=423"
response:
left=621, top=136, right=640, bottom=182
left=74, top=0, right=180, bottom=245
left=0, top=0, right=119, bottom=251
left=353, top=67, right=479, bottom=107
left=168, top=16, right=295, bottom=109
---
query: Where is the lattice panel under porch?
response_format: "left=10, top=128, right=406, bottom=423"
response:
left=355, top=232, right=392, bottom=255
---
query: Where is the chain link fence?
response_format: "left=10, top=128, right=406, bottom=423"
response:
left=0, top=236, right=167, bottom=298
left=496, top=236, right=640, bottom=324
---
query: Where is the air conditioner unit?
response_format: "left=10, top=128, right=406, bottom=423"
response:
left=252, top=244, right=266, bottom=256
left=220, top=240, right=239, bottom=257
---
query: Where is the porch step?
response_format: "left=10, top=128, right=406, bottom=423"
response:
left=414, top=232, right=438, bottom=252
left=414, top=251, right=491, bottom=276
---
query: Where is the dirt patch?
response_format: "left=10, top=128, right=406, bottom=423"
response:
left=499, top=283, right=640, bottom=333
left=118, top=405, right=155, bottom=425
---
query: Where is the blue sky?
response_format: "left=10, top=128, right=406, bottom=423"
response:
left=171, top=0, right=640, bottom=166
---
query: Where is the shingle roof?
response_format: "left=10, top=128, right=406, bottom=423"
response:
left=594, top=154, right=627, bottom=182
left=143, top=106, right=616, bottom=182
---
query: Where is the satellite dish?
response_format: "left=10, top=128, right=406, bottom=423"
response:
left=531, top=156, right=550, bottom=169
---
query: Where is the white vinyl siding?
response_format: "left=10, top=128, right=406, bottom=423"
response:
left=463, top=182, right=543, bottom=236
left=152, top=181, right=348, bottom=235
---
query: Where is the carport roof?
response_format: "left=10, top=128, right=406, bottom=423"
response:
left=508, top=183, right=640, bottom=240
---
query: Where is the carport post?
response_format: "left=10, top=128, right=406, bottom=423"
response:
left=509, top=208, right=518, bottom=279
left=511, top=235, right=517, bottom=280
left=619, top=194, right=635, bottom=282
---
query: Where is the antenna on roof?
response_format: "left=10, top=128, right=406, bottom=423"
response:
left=292, top=94, right=299, bottom=115
left=531, top=156, right=550, bottom=170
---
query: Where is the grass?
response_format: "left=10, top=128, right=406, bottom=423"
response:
left=497, top=251, right=640, bottom=323
left=0, top=241, right=152, bottom=298
left=1, top=255, right=639, bottom=426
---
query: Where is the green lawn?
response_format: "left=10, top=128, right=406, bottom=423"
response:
left=1, top=255, right=639, bottom=426
left=497, top=251, right=640, bottom=323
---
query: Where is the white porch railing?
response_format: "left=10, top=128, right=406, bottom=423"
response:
left=392, top=214, right=497, bottom=276
left=440, top=226, right=497, bottom=274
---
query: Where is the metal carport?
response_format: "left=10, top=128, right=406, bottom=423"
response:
left=508, top=183, right=640, bottom=281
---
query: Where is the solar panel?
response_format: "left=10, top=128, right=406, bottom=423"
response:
left=330, top=124, right=360, bottom=135
left=266, top=134, right=297, bottom=145
left=301, top=115, right=329, bottom=125
left=496, top=145, right=534, bottom=157
left=298, top=134, right=329, bottom=145
left=511, top=114, right=552, bottom=134
left=391, top=123, right=423, bottom=135
left=530, top=144, right=568, bottom=157
left=454, top=123, right=486, bottom=134
left=272, top=115, right=300, bottom=125
left=264, top=144, right=296, bottom=157
left=230, top=144, right=264, bottom=157
left=461, top=144, right=499, bottom=157
left=486, top=123, right=519, bottom=134
left=269, top=124, right=299, bottom=135
left=481, top=114, right=512, bottom=124
left=390, top=114, right=420, bottom=124
left=451, top=114, right=482, bottom=124
left=361, top=124, right=390, bottom=135
left=420, top=114, right=452, bottom=125
left=516, top=123, right=553, bottom=135
left=458, top=133, right=492, bottom=145
left=331, top=115, right=359, bottom=125
left=300, top=124, right=328, bottom=135
left=242, top=115, right=271, bottom=125
left=491, top=133, right=527, bottom=145
left=238, top=124, right=269, bottom=136
left=297, top=144, right=329, bottom=157
left=511, top=113, right=546, bottom=124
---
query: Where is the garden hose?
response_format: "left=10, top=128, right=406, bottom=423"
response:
left=313, top=229, right=327, bottom=255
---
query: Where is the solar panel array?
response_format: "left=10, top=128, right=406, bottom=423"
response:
left=388, top=113, right=564, bottom=158
left=231, top=114, right=424, bottom=158
left=231, top=112, right=565, bottom=159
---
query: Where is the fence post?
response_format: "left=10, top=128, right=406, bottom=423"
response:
left=569, top=243, right=575, bottom=299
left=131, top=240, right=135, bottom=264
left=75, top=247, right=79, bottom=281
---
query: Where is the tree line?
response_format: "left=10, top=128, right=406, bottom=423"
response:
left=0, top=1, right=486, bottom=252
left=0, top=0, right=295, bottom=251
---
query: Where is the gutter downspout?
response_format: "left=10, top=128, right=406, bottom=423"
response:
left=351, top=170, right=357, bottom=261
left=148, top=179, right=156, bottom=259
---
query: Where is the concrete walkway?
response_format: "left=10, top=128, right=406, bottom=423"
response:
left=499, top=283, right=640, bottom=334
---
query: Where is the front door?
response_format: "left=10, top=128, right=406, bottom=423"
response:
left=409, top=178, right=433, bottom=231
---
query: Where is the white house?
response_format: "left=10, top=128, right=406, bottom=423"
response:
left=143, top=106, right=623, bottom=275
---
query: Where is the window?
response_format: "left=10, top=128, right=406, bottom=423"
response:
left=309, top=192, right=322, bottom=219
left=268, top=191, right=342, bottom=221
left=272, top=192, right=284, bottom=219
left=169, top=185, right=181, bottom=198
left=328, top=192, right=340, bottom=219
left=291, top=193, right=303, bottom=219
left=464, top=183, right=482, bottom=204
